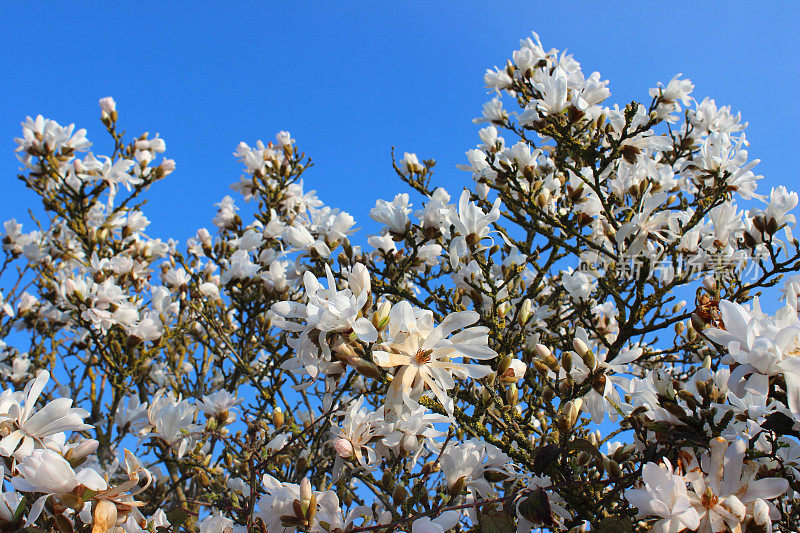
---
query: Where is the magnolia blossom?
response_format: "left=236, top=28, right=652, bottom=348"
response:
left=704, top=299, right=800, bottom=419
left=411, top=511, right=460, bottom=533
left=373, top=302, right=496, bottom=415
left=0, top=370, right=91, bottom=461
left=625, top=458, right=700, bottom=533
left=683, top=438, right=788, bottom=533
left=255, top=475, right=344, bottom=533
left=145, top=390, right=199, bottom=458
left=11, top=449, right=107, bottom=522
left=272, top=264, right=377, bottom=381
left=199, top=512, right=236, bottom=533
left=441, top=438, right=516, bottom=500
left=329, top=396, right=387, bottom=477
left=370, top=193, right=411, bottom=234
left=381, top=403, right=449, bottom=462
left=197, top=390, right=243, bottom=421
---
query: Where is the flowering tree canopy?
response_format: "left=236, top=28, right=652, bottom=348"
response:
left=2, top=31, right=800, bottom=533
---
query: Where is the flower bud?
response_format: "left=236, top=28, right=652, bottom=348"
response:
left=542, top=386, right=555, bottom=403
left=518, top=298, right=532, bottom=325
left=506, top=384, right=519, bottom=406
left=449, top=475, right=467, bottom=497
left=561, top=350, right=572, bottom=373
left=691, top=312, right=706, bottom=331
left=568, top=398, right=583, bottom=427
left=498, top=356, right=513, bottom=375
left=572, top=338, right=589, bottom=358
left=272, top=407, right=285, bottom=429
left=91, top=500, right=118, bottom=533
left=534, top=344, right=552, bottom=360
left=608, top=459, right=623, bottom=478
left=64, top=439, right=99, bottom=464
left=392, top=485, right=407, bottom=505
left=753, top=214, right=767, bottom=233
left=300, top=477, right=313, bottom=507
left=332, top=438, right=354, bottom=458
left=99, top=97, right=117, bottom=123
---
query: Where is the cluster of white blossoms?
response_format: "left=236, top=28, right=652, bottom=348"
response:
left=0, top=30, right=799, bottom=533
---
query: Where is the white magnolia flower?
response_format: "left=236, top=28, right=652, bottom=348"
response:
left=373, top=302, right=496, bottom=415
left=683, top=438, right=788, bottom=533
left=624, top=458, right=700, bottom=533
left=255, top=475, right=343, bottom=533
left=272, top=264, right=377, bottom=381
left=197, top=390, right=243, bottom=422
left=704, top=299, right=800, bottom=419
left=370, top=193, right=412, bottom=234
left=381, top=403, right=449, bottom=462
left=199, top=512, right=235, bottom=533
left=0, top=370, right=92, bottom=461
left=329, top=396, right=387, bottom=478
left=411, top=511, right=460, bottom=533
left=11, top=449, right=107, bottom=522
left=440, top=437, right=516, bottom=520
left=146, top=390, right=199, bottom=458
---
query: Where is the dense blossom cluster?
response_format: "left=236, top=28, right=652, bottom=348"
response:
left=0, top=31, right=798, bottom=532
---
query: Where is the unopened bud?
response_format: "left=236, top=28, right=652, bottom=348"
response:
left=392, top=485, right=407, bottom=506
left=300, top=477, right=313, bottom=509
left=506, top=384, right=519, bottom=406
left=449, top=475, right=467, bottom=497
left=561, top=350, right=573, bottom=373
left=569, top=398, right=583, bottom=427
left=753, top=215, right=767, bottom=233
left=91, top=500, right=118, bottom=533
left=542, top=353, right=560, bottom=373
left=272, top=407, right=285, bottom=429
left=533, top=360, right=550, bottom=376
left=608, top=459, right=623, bottom=478
left=558, top=376, right=574, bottom=397
left=542, top=386, right=555, bottom=403
left=534, top=344, right=552, bottom=360
left=498, top=356, right=513, bottom=375
left=519, top=298, right=532, bottom=325
left=572, top=338, right=589, bottom=358
left=766, top=217, right=779, bottom=236
left=535, top=190, right=551, bottom=209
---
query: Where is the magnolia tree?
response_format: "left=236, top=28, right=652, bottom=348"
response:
left=1, top=31, right=800, bottom=533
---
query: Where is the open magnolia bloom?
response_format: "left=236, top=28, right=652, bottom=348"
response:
left=10, top=449, right=107, bottom=523
left=272, top=263, right=378, bottom=383
left=0, top=370, right=92, bottom=461
left=328, top=396, right=388, bottom=479
left=681, top=438, right=789, bottom=533
left=372, top=301, right=496, bottom=416
left=624, top=458, right=701, bottom=533
left=704, top=298, right=800, bottom=420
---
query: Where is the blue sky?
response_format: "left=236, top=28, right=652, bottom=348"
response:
left=1, top=2, right=798, bottom=246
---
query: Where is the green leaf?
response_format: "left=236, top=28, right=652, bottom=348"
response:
left=532, top=443, right=561, bottom=475
left=13, top=496, right=27, bottom=524
left=166, top=507, right=190, bottom=528
left=479, top=506, right=516, bottom=533
left=566, top=438, right=602, bottom=461
left=516, top=488, right=554, bottom=527
left=597, top=516, right=633, bottom=533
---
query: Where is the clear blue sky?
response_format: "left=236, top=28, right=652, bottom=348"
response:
left=1, top=2, right=798, bottom=244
